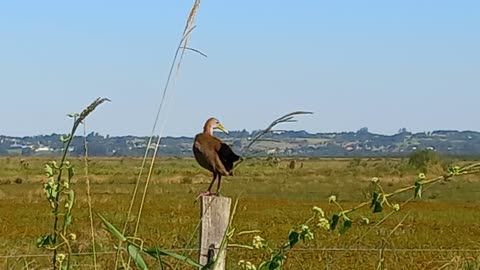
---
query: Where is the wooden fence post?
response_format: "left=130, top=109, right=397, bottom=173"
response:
left=199, top=196, right=231, bottom=270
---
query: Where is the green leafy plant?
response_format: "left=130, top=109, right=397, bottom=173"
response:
left=36, top=98, right=109, bottom=270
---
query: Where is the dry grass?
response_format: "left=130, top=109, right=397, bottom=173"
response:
left=0, top=157, right=480, bottom=269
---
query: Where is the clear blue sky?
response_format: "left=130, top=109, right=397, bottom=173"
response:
left=1, top=1, right=479, bottom=137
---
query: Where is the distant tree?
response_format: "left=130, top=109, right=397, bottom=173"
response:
left=357, top=127, right=369, bottom=134
left=232, top=140, right=242, bottom=149
left=0, top=145, right=8, bottom=155
left=87, top=142, right=108, bottom=156
left=398, top=127, right=408, bottom=134
left=21, top=148, right=34, bottom=156
left=408, top=149, right=443, bottom=173
left=70, top=145, right=84, bottom=156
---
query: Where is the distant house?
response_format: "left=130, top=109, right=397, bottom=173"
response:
left=148, top=143, right=157, bottom=150
left=266, top=149, right=276, bottom=155
left=35, top=146, right=53, bottom=152
left=343, top=142, right=356, bottom=151
left=10, top=142, right=28, bottom=149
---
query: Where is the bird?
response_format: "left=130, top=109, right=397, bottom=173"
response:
left=193, top=117, right=240, bottom=196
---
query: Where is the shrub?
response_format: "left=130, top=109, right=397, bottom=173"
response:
left=408, top=149, right=442, bottom=173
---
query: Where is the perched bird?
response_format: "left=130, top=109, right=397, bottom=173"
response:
left=193, top=117, right=240, bottom=195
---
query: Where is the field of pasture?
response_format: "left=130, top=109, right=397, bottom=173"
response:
left=1, top=156, right=480, bottom=269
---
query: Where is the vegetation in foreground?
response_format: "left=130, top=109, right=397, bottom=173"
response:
left=1, top=156, right=480, bottom=269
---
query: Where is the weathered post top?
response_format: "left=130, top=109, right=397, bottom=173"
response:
left=199, top=196, right=231, bottom=270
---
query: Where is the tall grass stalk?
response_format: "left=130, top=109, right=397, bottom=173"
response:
left=234, top=111, right=313, bottom=169
left=131, top=0, right=203, bottom=247
left=375, top=212, right=411, bottom=270
left=83, top=122, right=97, bottom=270
left=115, top=0, right=205, bottom=268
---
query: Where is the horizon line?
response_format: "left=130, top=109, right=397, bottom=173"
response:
left=2, top=128, right=480, bottom=138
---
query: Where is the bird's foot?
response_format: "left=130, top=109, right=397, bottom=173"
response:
left=198, top=191, right=218, bottom=197
left=194, top=191, right=218, bottom=204
left=193, top=191, right=221, bottom=205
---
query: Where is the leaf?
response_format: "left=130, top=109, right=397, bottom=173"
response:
left=258, top=255, right=283, bottom=270
left=44, top=182, right=58, bottom=201
left=414, top=181, right=423, bottom=199
left=67, top=165, right=75, bottom=180
left=448, top=166, right=461, bottom=176
left=371, top=192, right=384, bottom=213
left=258, top=261, right=273, bottom=270
left=268, top=260, right=281, bottom=270
left=288, top=230, right=299, bottom=248
left=60, top=134, right=72, bottom=143
left=237, top=230, right=262, bottom=236
left=330, top=214, right=340, bottom=231
left=96, top=213, right=127, bottom=242
left=258, top=261, right=268, bottom=270
left=271, top=253, right=286, bottom=269
left=51, top=161, right=59, bottom=169
left=228, top=244, right=255, bottom=250
left=36, top=234, right=54, bottom=248
left=128, top=244, right=148, bottom=270
left=370, top=192, right=379, bottom=208
left=44, top=164, right=54, bottom=177
left=64, top=213, right=73, bottom=227
left=361, top=217, right=370, bottom=225
left=339, top=219, right=352, bottom=235
left=65, top=190, right=75, bottom=211
left=373, top=201, right=384, bottom=213
left=60, top=262, right=69, bottom=270
left=144, top=247, right=202, bottom=268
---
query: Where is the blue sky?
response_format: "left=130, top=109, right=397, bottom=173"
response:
left=1, top=1, right=479, bottom=136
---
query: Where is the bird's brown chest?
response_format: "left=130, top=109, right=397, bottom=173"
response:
left=193, top=134, right=220, bottom=172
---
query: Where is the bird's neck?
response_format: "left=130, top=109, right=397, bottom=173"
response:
left=203, top=126, right=214, bottom=136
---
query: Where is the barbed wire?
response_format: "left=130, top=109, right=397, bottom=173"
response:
left=2, top=248, right=480, bottom=260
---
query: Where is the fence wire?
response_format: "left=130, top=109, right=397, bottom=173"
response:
left=2, top=248, right=480, bottom=260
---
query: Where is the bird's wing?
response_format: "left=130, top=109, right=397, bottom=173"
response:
left=218, top=143, right=240, bottom=161
left=194, top=138, right=230, bottom=175
left=218, top=143, right=240, bottom=171
left=193, top=140, right=212, bottom=171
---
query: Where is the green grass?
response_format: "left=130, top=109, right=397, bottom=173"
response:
left=0, top=157, right=480, bottom=269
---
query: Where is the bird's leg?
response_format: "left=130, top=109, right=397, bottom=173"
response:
left=207, top=172, right=217, bottom=192
left=199, top=173, right=217, bottom=197
left=216, top=175, right=222, bottom=195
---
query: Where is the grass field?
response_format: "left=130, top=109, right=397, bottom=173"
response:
left=1, top=156, right=480, bottom=269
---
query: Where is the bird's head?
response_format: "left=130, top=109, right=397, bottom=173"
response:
left=205, top=117, right=229, bottom=134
